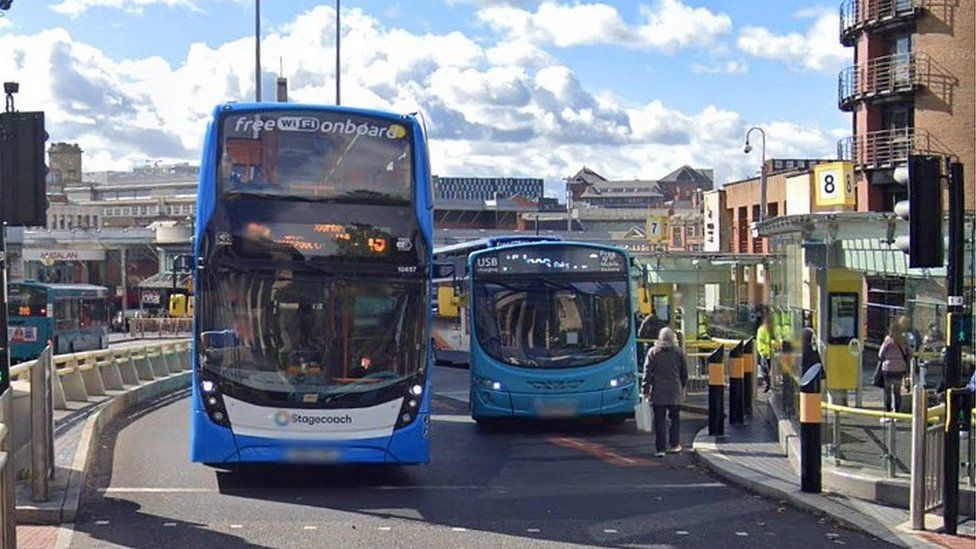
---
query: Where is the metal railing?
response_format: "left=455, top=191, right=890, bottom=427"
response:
left=128, top=317, right=193, bottom=338
left=840, top=0, right=921, bottom=46
left=837, top=127, right=942, bottom=170
left=838, top=52, right=925, bottom=110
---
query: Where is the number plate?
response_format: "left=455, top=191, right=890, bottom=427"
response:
left=284, top=448, right=340, bottom=463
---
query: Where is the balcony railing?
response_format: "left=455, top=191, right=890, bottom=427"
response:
left=837, top=127, right=940, bottom=170
left=840, top=0, right=921, bottom=46
left=838, top=52, right=926, bottom=110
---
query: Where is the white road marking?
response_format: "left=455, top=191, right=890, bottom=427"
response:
left=377, top=526, right=392, bottom=531
left=94, top=520, right=109, bottom=526
left=303, top=526, right=317, bottom=530
left=451, top=527, right=467, bottom=532
left=431, top=414, right=476, bottom=424
left=163, top=523, right=177, bottom=527
left=735, top=532, right=749, bottom=537
left=99, top=482, right=723, bottom=494
left=527, top=528, right=541, bottom=533
left=676, top=531, right=689, bottom=536
left=101, top=487, right=216, bottom=493
left=230, top=524, right=243, bottom=529
left=604, top=529, right=618, bottom=534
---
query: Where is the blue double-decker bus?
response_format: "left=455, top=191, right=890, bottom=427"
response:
left=7, top=282, right=110, bottom=362
left=190, top=103, right=433, bottom=465
left=468, top=242, right=638, bottom=425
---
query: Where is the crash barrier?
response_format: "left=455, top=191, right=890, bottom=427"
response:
left=128, top=317, right=193, bottom=339
left=10, top=340, right=193, bottom=412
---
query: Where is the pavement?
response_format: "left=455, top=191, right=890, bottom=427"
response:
left=692, top=393, right=976, bottom=549
left=17, top=365, right=895, bottom=548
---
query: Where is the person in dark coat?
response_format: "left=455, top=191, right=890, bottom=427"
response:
left=642, top=327, right=688, bottom=457
left=800, top=327, right=822, bottom=376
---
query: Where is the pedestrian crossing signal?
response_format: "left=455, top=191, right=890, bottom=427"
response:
left=947, top=313, right=973, bottom=346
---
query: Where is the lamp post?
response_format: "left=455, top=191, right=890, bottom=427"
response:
left=254, top=0, right=261, bottom=102
left=335, top=0, right=341, bottom=105
left=744, top=126, right=767, bottom=224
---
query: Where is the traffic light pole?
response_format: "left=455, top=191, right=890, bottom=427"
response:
left=942, top=161, right=964, bottom=535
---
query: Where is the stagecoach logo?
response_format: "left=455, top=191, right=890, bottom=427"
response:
left=234, top=116, right=406, bottom=140
left=272, top=410, right=354, bottom=428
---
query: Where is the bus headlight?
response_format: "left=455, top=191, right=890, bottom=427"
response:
left=199, top=374, right=230, bottom=427
left=474, top=376, right=503, bottom=391
left=607, top=373, right=635, bottom=389
left=397, top=381, right=426, bottom=429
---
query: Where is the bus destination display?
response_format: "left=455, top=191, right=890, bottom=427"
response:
left=474, top=246, right=627, bottom=276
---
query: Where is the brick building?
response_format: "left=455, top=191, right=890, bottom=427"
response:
left=837, top=0, right=975, bottom=211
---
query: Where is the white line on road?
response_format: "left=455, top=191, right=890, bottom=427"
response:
left=303, top=526, right=317, bottom=530
left=163, top=523, right=177, bottom=527
left=431, top=414, right=476, bottom=423
left=527, top=528, right=541, bottom=533
left=230, top=524, right=243, bottom=529
left=603, top=529, right=618, bottom=534
left=451, top=527, right=467, bottom=532
left=94, top=520, right=109, bottom=526
left=377, top=526, right=392, bottom=531
left=99, top=482, right=723, bottom=494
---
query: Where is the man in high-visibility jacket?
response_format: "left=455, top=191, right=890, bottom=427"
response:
left=756, top=314, right=775, bottom=392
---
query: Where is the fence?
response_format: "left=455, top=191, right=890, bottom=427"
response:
left=128, top=317, right=193, bottom=339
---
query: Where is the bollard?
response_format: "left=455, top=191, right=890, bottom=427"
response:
left=884, top=417, right=897, bottom=478
left=780, top=341, right=794, bottom=416
left=743, top=338, right=755, bottom=417
left=707, top=346, right=726, bottom=437
left=30, top=345, right=54, bottom=502
left=800, top=362, right=823, bottom=493
left=910, top=382, right=926, bottom=530
left=728, top=342, right=745, bottom=425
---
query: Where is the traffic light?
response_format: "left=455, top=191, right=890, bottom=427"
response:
left=0, top=111, right=48, bottom=226
left=893, top=155, right=943, bottom=268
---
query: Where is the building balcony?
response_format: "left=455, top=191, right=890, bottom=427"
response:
left=839, top=0, right=921, bottom=47
left=838, top=52, right=926, bottom=110
left=837, top=127, right=941, bottom=171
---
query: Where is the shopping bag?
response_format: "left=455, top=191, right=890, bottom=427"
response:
left=634, top=399, right=652, bottom=433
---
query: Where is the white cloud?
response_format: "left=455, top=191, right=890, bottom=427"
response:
left=478, top=0, right=731, bottom=51
left=1, top=5, right=839, bottom=189
left=51, top=0, right=206, bottom=17
left=736, top=8, right=849, bottom=72
left=691, top=60, right=748, bottom=74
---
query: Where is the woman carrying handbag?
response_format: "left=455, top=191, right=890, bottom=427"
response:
left=876, top=320, right=913, bottom=414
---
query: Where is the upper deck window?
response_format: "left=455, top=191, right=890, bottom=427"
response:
left=219, top=110, right=413, bottom=204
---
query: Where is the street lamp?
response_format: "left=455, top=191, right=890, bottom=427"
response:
left=744, top=126, right=767, bottom=224
left=254, top=0, right=261, bottom=102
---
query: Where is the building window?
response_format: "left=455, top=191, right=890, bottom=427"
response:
left=673, top=227, right=682, bottom=247
left=768, top=202, right=779, bottom=218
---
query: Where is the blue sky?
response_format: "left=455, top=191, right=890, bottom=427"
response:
left=0, top=1, right=854, bottom=191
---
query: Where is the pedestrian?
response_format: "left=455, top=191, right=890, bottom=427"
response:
left=756, top=314, right=775, bottom=393
left=642, top=327, right=688, bottom=457
left=878, top=319, right=912, bottom=414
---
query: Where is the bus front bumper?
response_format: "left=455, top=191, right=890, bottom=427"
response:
left=471, top=382, right=636, bottom=419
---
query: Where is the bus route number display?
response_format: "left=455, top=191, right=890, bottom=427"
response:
left=474, top=246, right=626, bottom=276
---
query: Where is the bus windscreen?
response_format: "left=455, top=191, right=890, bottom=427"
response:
left=220, top=110, right=413, bottom=203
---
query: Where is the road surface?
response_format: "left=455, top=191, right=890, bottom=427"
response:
left=69, top=366, right=891, bottom=548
